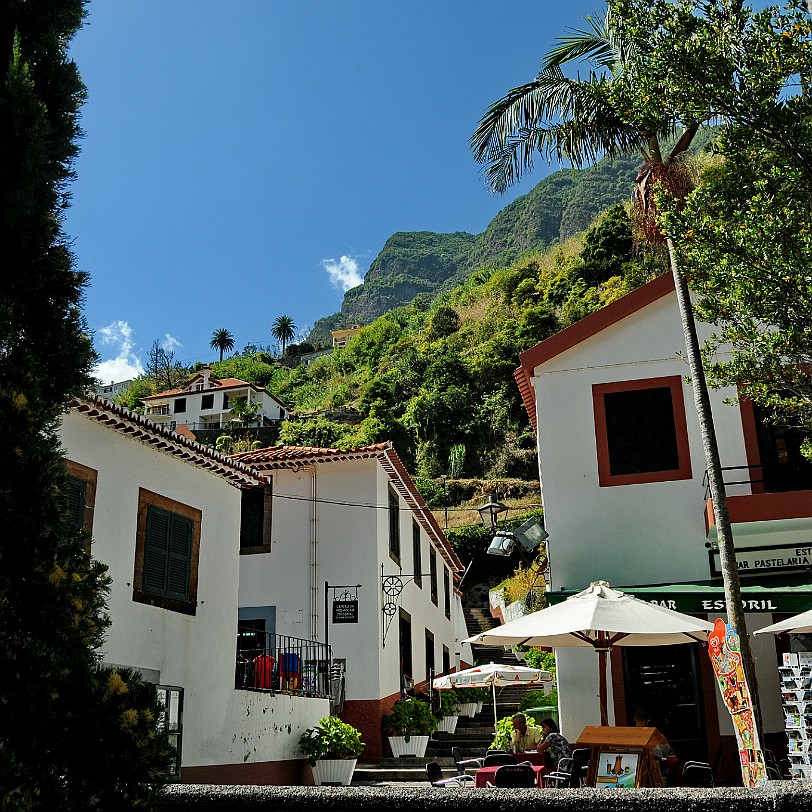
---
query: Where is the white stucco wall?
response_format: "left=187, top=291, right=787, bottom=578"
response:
left=528, top=290, right=789, bottom=741
left=59, top=411, right=325, bottom=769
left=238, top=457, right=464, bottom=704
left=534, top=293, right=746, bottom=592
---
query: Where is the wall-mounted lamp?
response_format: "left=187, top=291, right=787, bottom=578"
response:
left=486, top=530, right=516, bottom=557
left=486, top=517, right=548, bottom=558
left=477, top=493, right=508, bottom=530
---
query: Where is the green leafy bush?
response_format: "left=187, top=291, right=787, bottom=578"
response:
left=436, top=688, right=460, bottom=719
left=491, top=713, right=537, bottom=751
left=298, top=716, right=364, bottom=766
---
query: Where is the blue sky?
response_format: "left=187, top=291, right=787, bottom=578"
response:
left=67, top=1, right=598, bottom=383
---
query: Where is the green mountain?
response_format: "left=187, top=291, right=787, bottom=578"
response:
left=309, top=154, right=642, bottom=345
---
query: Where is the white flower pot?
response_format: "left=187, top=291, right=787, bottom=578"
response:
left=476, top=701, right=484, bottom=713
left=458, top=703, right=477, bottom=718
left=311, top=758, right=357, bottom=786
left=388, top=735, right=429, bottom=758
left=437, top=715, right=458, bottom=733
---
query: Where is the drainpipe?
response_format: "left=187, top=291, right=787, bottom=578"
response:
left=303, top=465, right=318, bottom=641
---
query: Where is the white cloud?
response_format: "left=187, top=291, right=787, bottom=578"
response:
left=161, top=333, right=182, bottom=353
left=93, top=320, right=144, bottom=383
left=322, top=255, right=364, bottom=292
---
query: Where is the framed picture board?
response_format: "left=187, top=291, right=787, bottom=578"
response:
left=594, top=749, right=642, bottom=789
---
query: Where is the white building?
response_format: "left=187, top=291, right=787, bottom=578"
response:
left=59, top=397, right=328, bottom=784
left=233, top=442, right=472, bottom=763
left=515, top=272, right=812, bottom=779
left=140, top=366, right=287, bottom=433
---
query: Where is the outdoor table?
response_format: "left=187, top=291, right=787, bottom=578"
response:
left=511, top=751, right=548, bottom=766
left=474, top=762, right=551, bottom=788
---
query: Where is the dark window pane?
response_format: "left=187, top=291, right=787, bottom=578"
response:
left=240, top=489, right=265, bottom=548
left=174, top=398, right=186, bottom=414
left=429, top=549, right=438, bottom=606
left=412, top=523, right=422, bottom=587
left=604, top=387, right=679, bottom=476
left=388, top=488, right=400, bottom=560
left=201, top=394, right=214, bottom=410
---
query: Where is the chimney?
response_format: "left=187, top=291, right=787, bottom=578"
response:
left=202, top=365, right=211, bottom=388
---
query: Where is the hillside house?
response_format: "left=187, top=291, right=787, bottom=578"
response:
left=515, top=272, right=812, bottom=778
left=232, top=442, right=473, bottom=762
left=59, top=397, right=329, bottom=785
left=140, top=366, right=287, bottom=433
left=330, top=325, right=362, bottom=348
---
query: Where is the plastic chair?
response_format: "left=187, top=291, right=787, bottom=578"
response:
left=683, top=760, right=714, bottom=787
left=483, top=752, right=516, bottom=767
left=487, top=763, right=537, bottom=788
left=425, top=761, right=474, bottom=787
left=543, top=747, right=589, bottom=788
left=452, top=745, right=484, bottom=774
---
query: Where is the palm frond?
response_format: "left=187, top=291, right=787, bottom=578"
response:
left=471, top=66, right=647, bottom=193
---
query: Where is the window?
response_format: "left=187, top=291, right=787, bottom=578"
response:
left=412, top=522, right=422, bottom=588
left=442, top=645, right=450, bottom=676
left=174, top=398, right=186, bottom=414
left=64, top=460, right=97, bottom=535
left=133, top=489, right=201, bottom=614
left=399, top=610, right=412, bottom=680
left=425, top=630, right=435, bottom=681
left=239, top=483, right=272, bottom=553
left=200, top=393, right=214, bottom=410
left=592, top=376, right=692, bottom=487
left=443, top=568, right=451, bottom=619
left=156, top=685, right=184, bottom=781
left=429, top=548, right=438, bottom=606
left=223, top=393, right=230, bottom=409
left=388, top=487, right=400, bottom=563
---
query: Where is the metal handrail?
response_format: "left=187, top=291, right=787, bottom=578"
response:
left=702, top=464, right=765, bottom=500
left=235, top=626, right=331, bottom=697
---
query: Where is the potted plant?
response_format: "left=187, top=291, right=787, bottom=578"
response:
left=382, top=698, right=438, bottom=758
left=435, top=688, right=460, bottom=733
left=454, top=687, right=482, bottom=718
left=298, top=716, right=365, bottom=786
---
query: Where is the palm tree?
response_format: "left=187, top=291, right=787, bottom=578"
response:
left=471, top=4, right=760, bottom=721
left=210, top=328, right=235, bottom=362
left=272, top=315, right=296, bottom=357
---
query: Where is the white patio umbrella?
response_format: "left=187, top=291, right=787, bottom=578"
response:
left=753, top=608, right=812, bottom=636
left=432, top=662, right=554, bottom=726
left=464, top=581, right=714, bottom=725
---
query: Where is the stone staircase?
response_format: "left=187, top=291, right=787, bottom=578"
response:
left=352, top=604, right=540, bottom=785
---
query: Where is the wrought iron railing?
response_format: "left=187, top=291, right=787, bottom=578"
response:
left=235, top=626, right=331, bottom=698
left=702, top=464, right=764, bottom=500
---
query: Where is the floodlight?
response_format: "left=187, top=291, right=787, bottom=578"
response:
left=487, top=531, right=515, bottom=557
left=513, top=517, right=549, bottom=553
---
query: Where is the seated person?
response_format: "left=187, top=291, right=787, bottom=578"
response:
left=537, top=718, right=572, bottom=766
left=634, top=708, right=674, bottom=759
left=510, top=712, right=544, bottom=753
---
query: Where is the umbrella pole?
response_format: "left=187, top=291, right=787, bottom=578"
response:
left=598, top=649, right=609, bottom=726
left=492, top=681, right=498, bottom=728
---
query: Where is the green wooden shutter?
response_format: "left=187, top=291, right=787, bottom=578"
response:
left=65, top=476, right=86, bottom=529
left=167, top=513, right=193, bottom=601
left=144, top=506, right=170, bottom=596
left=240, top=489, right=264, bottom=548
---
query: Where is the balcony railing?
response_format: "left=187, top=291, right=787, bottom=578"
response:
left=235, top=627, right=331, bottom=698
left=144, top=405, right=171, bottom=416
left=702, top=465, right=764, bottom=500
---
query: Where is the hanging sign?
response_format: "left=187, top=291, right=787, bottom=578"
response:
left=708, top=618, right=767, bottom=788
left=332, top=599, right=358, bottom=624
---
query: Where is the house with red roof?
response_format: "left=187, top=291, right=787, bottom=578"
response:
left=140, top=365, right=288, bottom=434
left=515, top=272, right=812, bottom=779
left=59, top=397, right=329, bottom=785
left=232, top=442, right=472, bottom=763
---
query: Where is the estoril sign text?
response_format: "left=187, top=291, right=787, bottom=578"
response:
left=710, top=544, right=812, bottom=578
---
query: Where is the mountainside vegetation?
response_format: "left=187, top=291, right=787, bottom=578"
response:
left=308, top=154, right=644, bottom=345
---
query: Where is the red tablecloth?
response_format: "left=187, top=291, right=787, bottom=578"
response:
left=474, top=763, right=551, bottom=788
left=512, top=751, right=548, bottom=766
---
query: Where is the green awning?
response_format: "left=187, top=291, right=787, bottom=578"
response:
left=546, top=573, right=812, bottom=614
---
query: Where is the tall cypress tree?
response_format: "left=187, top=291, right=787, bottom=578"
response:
left=0, top=3, right=170, bottom=808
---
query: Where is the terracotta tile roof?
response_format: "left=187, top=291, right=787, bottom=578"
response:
left=233, top=442, right=464, bottom=578
left=69, top=396, right=268, bottom=488
left=141, top=375, right=286, bottom=407
left=515, top=272, right=676, bottom=429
